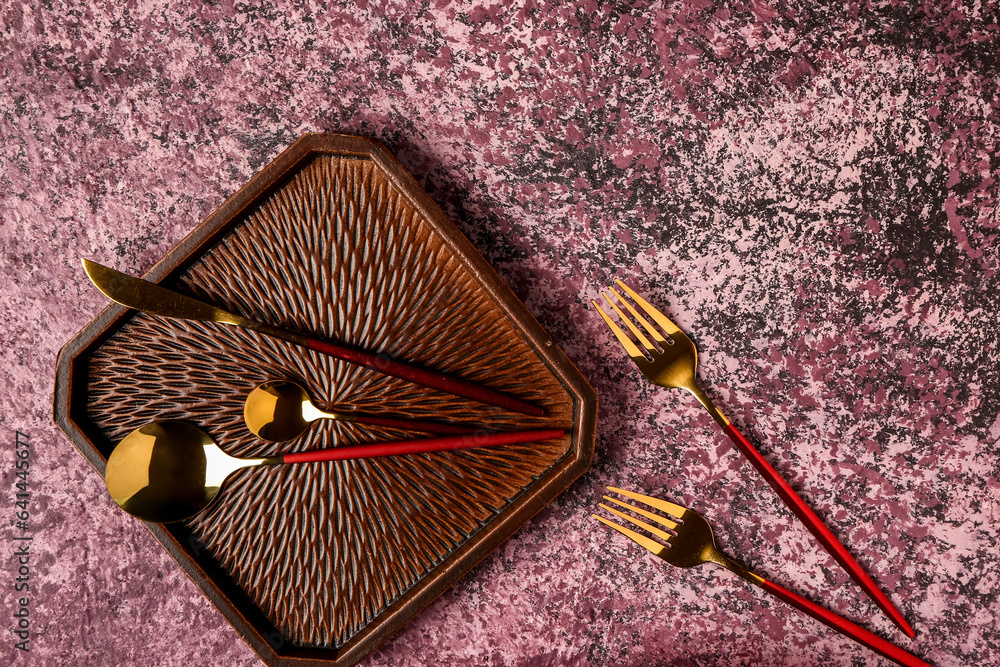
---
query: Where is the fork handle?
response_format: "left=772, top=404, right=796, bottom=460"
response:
left=721, top=421, right=915, bottom=638
left=723, top=563, right=932, bottom=667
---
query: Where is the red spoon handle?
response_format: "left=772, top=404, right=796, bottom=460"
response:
left=723, top=421, right=915, bottom=638
left=346, top=414, right=477, bottom=435
left=754, top=577, right=930, bottom=667
left=281, top=428, right=565, bottom=463
left=305, top=338, right=544, bottom=417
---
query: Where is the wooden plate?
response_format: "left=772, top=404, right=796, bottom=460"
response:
left=53, top=134, right=596, bottom=666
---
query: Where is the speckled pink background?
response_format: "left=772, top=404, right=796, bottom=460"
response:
left=2, top=1, right=998, bottom=665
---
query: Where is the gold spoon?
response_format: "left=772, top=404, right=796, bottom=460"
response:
left=244, top=380, right=476, bottom=442
left=104, top=421, right=565, bottom=523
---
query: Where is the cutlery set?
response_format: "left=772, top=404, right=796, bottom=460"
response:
left=83, top=258, right=563, bottom=523
left=83, top=227, right=927, bottom=666
left=83, top=254, right=927, bottom=666
left=592, top=281, right=930, bottom=666
left=83, top=255, right=929, bottom=662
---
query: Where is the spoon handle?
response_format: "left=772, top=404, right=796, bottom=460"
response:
left=280, top=428, right=565, bottom=463
left=338, top=413, right=478, bottom=435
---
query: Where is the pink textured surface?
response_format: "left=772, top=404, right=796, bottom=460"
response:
left=2, top=1, right=998, bottom=666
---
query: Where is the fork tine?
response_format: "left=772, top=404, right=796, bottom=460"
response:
left=608, top=486, right=689, bottom=519
left=606, top=286, right=669, bottom=345
left=592, top=514, right=668, bottom=556
left=600, top=290, right=657, bottom=351
left=598, top=503, right=676, bottom=543
left=614, top=280, right=683, bottom=336
left=592, top=300, right=645, bottom=359
left=602, top=495, right=679, bottom=531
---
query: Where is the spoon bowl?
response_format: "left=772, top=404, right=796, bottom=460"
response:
left=244, top=380, right=315, bottom=442
left=104, top=421, right=273, bottom=523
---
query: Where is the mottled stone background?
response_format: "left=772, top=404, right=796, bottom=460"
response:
left=2, top=1, right=998, bottom=666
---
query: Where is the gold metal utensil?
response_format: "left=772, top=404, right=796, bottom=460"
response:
left=594, top=488, right=931, bottom=667
left=104, top=421, right=565, bottom=523
left=593, top=280, right=914, bottom=638
left=82, top=259, right=543, bottom=416
left=244, top=380, right=476, bottom=441
left=105, top=421, right=276, bottom=523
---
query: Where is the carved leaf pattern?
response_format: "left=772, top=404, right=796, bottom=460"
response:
left=86, top=155, right=573, bottom=648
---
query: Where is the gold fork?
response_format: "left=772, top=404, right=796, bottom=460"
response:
left=593, top=280, right=914, bottom=638
left=594, top=488, right=932, bottom=667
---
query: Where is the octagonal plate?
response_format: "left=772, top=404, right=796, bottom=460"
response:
left=53, top=134, right=596, bottom=666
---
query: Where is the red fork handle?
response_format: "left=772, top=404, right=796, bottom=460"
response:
left=723, top=422, right=916, bottom=638
left=751, top=576, right=931, bottom=667
left=281, top=428, right=565, bottom=463
left=305, top=338, right=544, bottom=417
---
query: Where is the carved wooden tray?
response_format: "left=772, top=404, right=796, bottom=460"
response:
left=53, top=134, right=596, bottom=667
